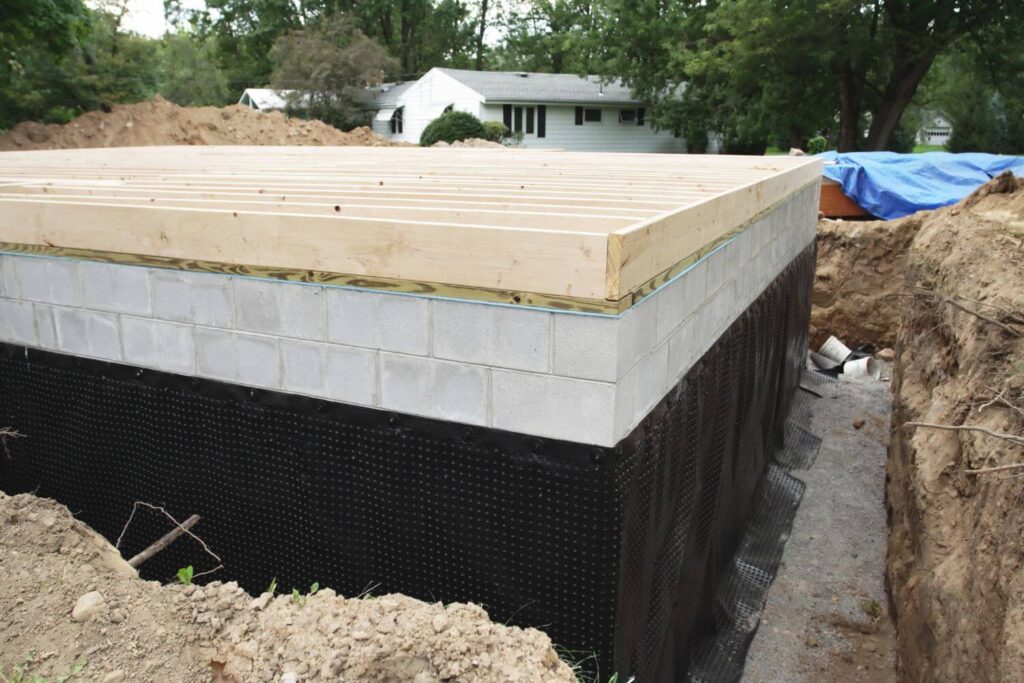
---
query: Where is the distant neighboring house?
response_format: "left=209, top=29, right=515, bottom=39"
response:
left=363, top=68, right=688, bottom=153
left=917, top=112, right=953, bottom=146
left=238, top=88, right=293, bottom=112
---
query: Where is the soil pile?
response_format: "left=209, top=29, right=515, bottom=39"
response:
left=431, top=139, right=505, bottom=148
left=0, top=97, right=401, bottom=151
left=811, top=215, right=923, bottom=349
left=0, top=491, right=575, bottom=682
left=887, top=173, right=1024, bottom=681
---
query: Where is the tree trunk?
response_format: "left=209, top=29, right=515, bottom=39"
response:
left=474, top=0, right=489, bottom=71
left=864, top=56, right=934, bottom=150
left=551, top=50, right=564, bottom=74
left=837, top=69, right=861, bottom=152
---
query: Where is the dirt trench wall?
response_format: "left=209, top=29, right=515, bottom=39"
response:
left=811, top=215, right=923, bottom=350
left=887, top=175, right=1024, bottom=682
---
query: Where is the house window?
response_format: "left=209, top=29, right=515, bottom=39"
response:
left=618, top=108, right=647, bottom=126
left=575, top=107, right=602, bottom=124
left=390, top=107, right=403, bottom=135
left=502, top=105, right=542, bottom=136
left=443, top=104, right=454, bottom=113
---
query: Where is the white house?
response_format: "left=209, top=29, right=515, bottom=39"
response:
left=364, top=68, right=688, bottom=153
left=238, top=88, right=291, bottom=112
left=917, top=112, right=953, bottom=146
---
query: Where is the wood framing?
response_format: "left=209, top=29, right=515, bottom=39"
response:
left=0, top=146, right=822, bottom=309
left=819, top=178, right=871, bottom=218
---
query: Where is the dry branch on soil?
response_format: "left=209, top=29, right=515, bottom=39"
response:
left=117, top=501, right=222, bottom=577
left=976, top=387, right=1024, bottom=418
left=903, top=421, right=1024, bottom=474
left=128, top=513, right=201, bottom=569
left=898, top=287, right=1024, bottom=337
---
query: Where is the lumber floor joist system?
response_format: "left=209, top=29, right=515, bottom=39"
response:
left=0, top=146, right=820, bottom=312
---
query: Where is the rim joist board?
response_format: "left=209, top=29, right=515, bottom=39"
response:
left=0, top=146, right=821, bottom=312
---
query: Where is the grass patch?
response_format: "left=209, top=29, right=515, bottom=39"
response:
left=913, top=144, right=946, bottom=153
left=860, top=598, right=884, bottom=620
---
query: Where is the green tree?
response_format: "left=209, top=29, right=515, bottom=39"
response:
left=0, top=0, right=89, bottom=127
left=158, top=32, right=231, bottom=106
left=926, top=24, right=1024, bottom=154
left=201, top=0, right=304, bottom=89
left=74, top=8, right=161, bottom=106
left=0, top=2, right=161, bottom=128
left=493, top=0, right=603, bottom=74
left=596, top=0, right=1024, bottom=152
left=270, top=13, right=396, bottom=128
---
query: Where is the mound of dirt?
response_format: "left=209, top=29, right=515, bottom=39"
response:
left=811, top=215, right=923, bottom=350
left=431, top=138, right=505, bottom=148
left=0, top=491, right=575, bottom=682
left=887, top=173, right=1024, bottom=681
left=0, top=97, right=401, bottom=151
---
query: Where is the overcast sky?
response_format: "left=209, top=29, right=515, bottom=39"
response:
left=97, top=0, right=508, bottom=42
left=92, top=0, right=206, bottom=37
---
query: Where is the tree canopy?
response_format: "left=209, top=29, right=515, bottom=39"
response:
left=1, top=0, right=1021, bottom=153
left=270, top=14, right=396, bottom=128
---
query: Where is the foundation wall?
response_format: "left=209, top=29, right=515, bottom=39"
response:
left=0, top=184, right=817, bottom=447
left=0, top=244, right=815, bottom=681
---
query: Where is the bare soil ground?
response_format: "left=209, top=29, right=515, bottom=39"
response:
left=0, top=491, right=575, bottom=683
left=742, top=372, right=898, bottom=683
left=757, top=174, right=1024, bottom=683
left=887, top=174, right=1024, bottom=682
left=0, top=97, right=400, bottom=151
left=811, top=215, right=923, bottom=350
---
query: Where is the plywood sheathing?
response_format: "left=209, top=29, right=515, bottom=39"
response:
left=0, top=146, right=821, bottom=310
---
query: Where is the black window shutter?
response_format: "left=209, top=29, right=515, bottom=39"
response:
left=575, top=106, right=583, bottom=125
left=537, top=106, right=546, bottom=138
left=513, top=106, right=523, bottom=133
left=503, top=104, right=513, bottom=129
left=526, top=107, right=535, bottom=134
left=637, top=107, right=646, bottom=126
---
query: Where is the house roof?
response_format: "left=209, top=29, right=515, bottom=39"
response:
left=239, top=88, right=294, bottom=110
left=435, top=68, right=641, bottom=105
left=359, top=81, right=416, bottom=108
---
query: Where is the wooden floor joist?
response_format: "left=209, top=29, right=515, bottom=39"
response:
left=0, top=146, right=822, bottom=310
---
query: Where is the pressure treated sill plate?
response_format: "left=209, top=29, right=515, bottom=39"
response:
left=0, top=146, right=821, bottom=312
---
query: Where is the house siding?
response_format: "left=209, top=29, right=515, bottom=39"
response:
left=480, top=103, right=687, bottom=153
left=372, top=70, right=484, bottom=144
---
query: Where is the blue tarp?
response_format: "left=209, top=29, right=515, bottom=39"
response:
left=818, top=151, right=1024, bottom=220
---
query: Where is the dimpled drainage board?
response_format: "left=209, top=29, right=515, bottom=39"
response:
left=0, top=247, right=814, bottom=682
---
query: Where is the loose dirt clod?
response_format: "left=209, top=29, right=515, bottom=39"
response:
left=0, top=96, right=402, bottom=151
left=0, top=491, right=575, bottom=682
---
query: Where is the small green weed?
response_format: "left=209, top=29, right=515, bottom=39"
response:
left=176, top=565, right=194, bottom=586
left=291, top=582, right=320, bottom=607
left=1, top=654, right=87, bottom=683
left=266, top=577, right=277, bottom=595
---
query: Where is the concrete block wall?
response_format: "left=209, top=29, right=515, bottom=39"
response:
left=0, top=183, right=818, bottom=447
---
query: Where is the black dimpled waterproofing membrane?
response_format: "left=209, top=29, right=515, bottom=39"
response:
left=0, top=244, right=815, bottom=681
